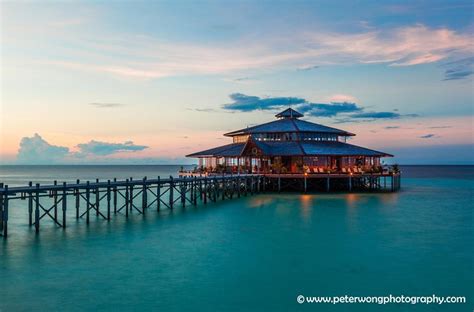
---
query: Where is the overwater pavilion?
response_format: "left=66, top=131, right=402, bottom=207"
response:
left=187, top=108, right=393, bottom=174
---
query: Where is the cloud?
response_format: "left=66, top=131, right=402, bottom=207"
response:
left=76, top=140, right=148, bottom=156
left=223, top=93, right=305, bottom=112
left=297, top=65, right=319, bottom=71
left=222, top=93, right=418, bottom=122
left=308, top=24, right=472, bottom=67
left=385, top=126, right=400, bottom=129
left=233, top=77, right=258, bottom=82
left=226, top=76, right=261, bottom=85
left=15, top=134, right=150, bottom=164
left=187, top=107, right=218, bottom=113
left=343, top=112, right=419, bottom=122
left=89, top=102, right=126, bottom=108
left=17, top=133, right=70, bottom=164
left=298, top=102, right=362, bottom=117
left=391, top=53, right=445, bottom=66
left=327, top=94, right=358, bottom=103
left=428, top=125, right=452, bottom=129
left=419, top=134, right=437, bottom=139
left=442, top=57, right=474, bottom=80
left=351, top=112, right=401, bottom=119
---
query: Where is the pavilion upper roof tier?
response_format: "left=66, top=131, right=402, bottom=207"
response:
left=275, top=107, right=304, bottom=119
left=224, top=108, right=355, bottom=137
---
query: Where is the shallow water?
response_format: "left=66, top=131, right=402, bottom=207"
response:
left=0, top=165, right=473, bottom=311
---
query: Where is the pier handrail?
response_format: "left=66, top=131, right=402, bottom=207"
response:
left=0, top=174, right=262, bottom=195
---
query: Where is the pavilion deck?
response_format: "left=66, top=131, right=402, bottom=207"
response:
left=179, top=171, right=401, bottom=193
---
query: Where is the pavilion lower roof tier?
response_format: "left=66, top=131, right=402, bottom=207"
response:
left=223, top=118, right=355, bottom=137
left=186, top=141, right=392, bottom=158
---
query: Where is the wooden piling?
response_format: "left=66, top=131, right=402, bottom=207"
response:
left=2, top=185, right=8, bottom=237
left=35, top=183, right=40, bottom=232
left=0, top=183, right=4, bottom=235
left=213, top=178, right=217, bottom=202
left=181, top=177, right=186, bottom=207
left=129, top=178, right=134, bottom=213
left=237, top=177, right=241, bottom=198
left=86, top=181, right=90, bottom=224
left=113, top=178, right=117, bottom=214
left=62, top=182, right=67, bottom=228
left=28, top=181, right=33, bottom=226
left=107, top=180, right=111, bottom=220
left=222, top=178, right=225, bottom=200
left=142, top=177, right=147, bottom=212
left=95, top=179, right=100, bottom=216
left=199, top=179, right=203, bottom=201
left=125, top=179, right=129, bottom=218
left=203, top=178, right=207, bottom=204
left=75, top=179, right=80, bottom=219
left=156, top=177, right=161, bottom=211
left=169, top=176, right=174, bottom=209
left=189, top=178, right=193, bottom=203
left=53, top=180, right=58, bottom=222
left=193, top=177, right=198, bottom=205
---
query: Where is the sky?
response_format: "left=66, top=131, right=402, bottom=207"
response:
left=0, top=0, right=473, bottom=165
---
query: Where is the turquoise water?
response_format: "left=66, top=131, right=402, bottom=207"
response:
left=0, top=166, right=473, bottom=311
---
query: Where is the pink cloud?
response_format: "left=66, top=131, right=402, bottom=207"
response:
left=309, top=25, right=472, bottom=67
left=326, top=94, right=358, bottom=103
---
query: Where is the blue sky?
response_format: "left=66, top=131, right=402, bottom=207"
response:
left=0, top=0, right=473, bottom=164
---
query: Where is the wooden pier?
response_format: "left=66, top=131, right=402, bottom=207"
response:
left=0, top=173, right=400, bottom=238
left=0, top=175, right=263, bottom=238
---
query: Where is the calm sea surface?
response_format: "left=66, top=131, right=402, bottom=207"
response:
left=0, top=165, right=472, bottom=311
